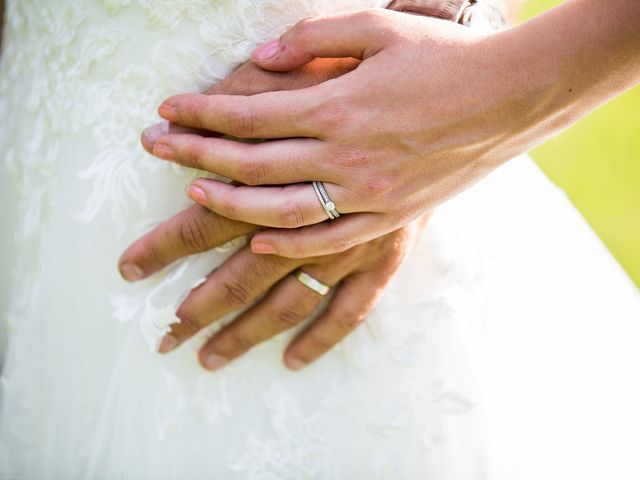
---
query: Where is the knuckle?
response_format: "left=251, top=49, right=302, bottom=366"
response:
left=330, top=244, right=361, bottom=265
left=224, top=330, right=256, bottom=352
left=331, top=148, right=368, bottom=170
left=236, top=152, right=265, bottom=185
left=147, top=239, right=172, bottom=267
left=390, top=203, right=418, bottom=225
left=316, top=101, right=351, bottom=132
left=290, top=17, right=317, bottom=41
left=218, top=190, right=238, bottom=219
left=332, top=235, right=356, bottom=254
left=182, top=98, right=207, bottom=127
left=335, top=311, right=366, bottom=331
left=277, top=200, right=305, bottom=228
left=356, top=9, right=384, bottom=23
left=361, top=175, right=393, bottom=198
left=219, top=279, right=252, bottom=309
left=284, top=239, right=309, bottom=259
left=227, top=106, right=257, bottom=138
left=178, top=213, right=211, bottom=254
left=272, top=303, right=306, bottom=329
left=184, top=139, right=209, bottom=171
left=303, top=330, right=335, bottom=354
left=176, top=305, right=205, bottom=336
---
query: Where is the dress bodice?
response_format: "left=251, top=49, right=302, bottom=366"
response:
left=0, top=0, right=389, bottom=349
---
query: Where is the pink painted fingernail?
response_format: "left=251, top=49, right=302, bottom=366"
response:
left=120, top=262, right=144, bottom=282
left=188, top=185, right=207, bottom=204
left=158, top=103, right=177, bottom=121
left=252, top=242, right=276, bottom=254
left=251, top=39, right=281, bottom=62
left=142, top=121, right=169, bottom=148
left=287, top=358, right=308, bottom=371
left=203, top=352, right=229, bottom=371
left=158, top=334, right=178, bottom=354
left=153, top=143, right=175, bottom=161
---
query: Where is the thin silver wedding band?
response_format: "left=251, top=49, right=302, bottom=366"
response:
left=295, top=270, right=331, bottom=296
left=312, top=181, right=340, bottom=220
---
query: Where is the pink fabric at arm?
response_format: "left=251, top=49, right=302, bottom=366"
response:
left=387, top=0, right=470, bottom=22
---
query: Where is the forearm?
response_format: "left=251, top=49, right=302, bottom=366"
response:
left=497, top=0, right=640, bottom=145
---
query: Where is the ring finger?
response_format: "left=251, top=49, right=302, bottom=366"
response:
left=198, top=263, right=350, bottom=371
left=188, top=178, right=360, bottom=229
left=160, top=246, right=300, bottom=353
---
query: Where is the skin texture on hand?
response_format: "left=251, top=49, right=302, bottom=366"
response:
left=120, top=203, right=429, bottom=371
left=121, top=57, right=428, bottom=371
left=149, top=3, right=640, bottom=259
left=148, top=10, right=525, bottom=259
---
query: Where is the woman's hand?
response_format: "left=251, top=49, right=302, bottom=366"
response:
left=148, top=11, right=521, bottom=259
left=121, top=203, right=428, bottom=371
left=150, top=3, right=640, bottom=259
left=125, top=56, right=362, bottom=281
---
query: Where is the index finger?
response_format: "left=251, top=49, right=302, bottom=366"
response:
left=118, top=204, right=256, bottom=282
left=158, top=89, right=322, bottom=139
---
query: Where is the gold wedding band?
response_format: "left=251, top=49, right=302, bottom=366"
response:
left=295, top=270, right=330, bottom=296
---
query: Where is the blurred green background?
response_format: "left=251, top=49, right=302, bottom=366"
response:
left=522, top=0, right=640, bottom=287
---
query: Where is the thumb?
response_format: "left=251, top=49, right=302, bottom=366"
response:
left=250, top=9, right=394, bottom=72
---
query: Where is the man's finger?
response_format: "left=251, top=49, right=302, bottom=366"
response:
left=250, top=212, right=394, bottom=258
left=118, top=204, right=255, bottom=282
left=157, top=90, right=321, bottom=139
left=159, top=247, right=300, bottom=353
left=141, top=121, right=222, bottom=154
left=150, top=135, right=327, bottom=185
left=251, top=10, right=395, bottom=71
left=204, top=57, right=361, bottom=96
left=283, top=268, right=389, bottom=370
left=187, top=179, right=356, bottom=229
left=197, top=263, right=350, bottom=371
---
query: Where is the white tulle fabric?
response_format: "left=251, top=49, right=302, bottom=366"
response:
left=0, top=1, right=639, bottom=479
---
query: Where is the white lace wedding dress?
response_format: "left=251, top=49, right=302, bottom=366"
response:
left=1, top=1, right=639, bottom=479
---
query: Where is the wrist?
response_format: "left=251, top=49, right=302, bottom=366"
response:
left=491, top=0, right=640, bottom=154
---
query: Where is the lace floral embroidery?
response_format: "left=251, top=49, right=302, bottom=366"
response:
left=0, top=0, right=125, bottom=239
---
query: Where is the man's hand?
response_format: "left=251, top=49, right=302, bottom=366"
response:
left=120, top=202, right=428, bottom=371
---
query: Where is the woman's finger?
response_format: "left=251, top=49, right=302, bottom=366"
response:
left=158, top=89, right=322, bottom=139
left=118, top=204, right=256, bottom=282
left=187, top=179, right=358, bottom=229
left=150, top=135, right=329, bottom=185
left=283, top=268, right=389, bottom=370
left=250, top=212, right=395, bottom=258
left=197, top=263, right=352, bottom=371
left=159, top=247, right=300, bottom=353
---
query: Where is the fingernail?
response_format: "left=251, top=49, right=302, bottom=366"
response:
left=142, top=121, right=169, bottom=148
left=287, top=358, right=308, bottom=371
left=188, top=185, right=207, bottom=204
left=158, top=103, right=177, bottom=121
left=120, top=262, right=144, bottom=282
left=252, top=242, right=276, bottom=254
left=158, top=334, right=179, bottom=354
left=203, top=352, right=229, bottom=371
left=153, top=143, right=175, bottom=161
left=251, top=39, right=281, bottom=62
